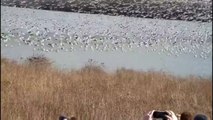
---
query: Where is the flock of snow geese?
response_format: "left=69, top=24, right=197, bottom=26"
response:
left=1, top=6, right=212, bottom=59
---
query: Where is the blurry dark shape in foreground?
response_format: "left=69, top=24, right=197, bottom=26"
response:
left=194, top=114, right=209, bottom=120
left=181, top=111, right=193, bottom=120
left=59, top=115, right=77, bottom=120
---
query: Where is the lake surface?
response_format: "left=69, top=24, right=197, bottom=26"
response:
left=1, top=6, right=212, bottom=78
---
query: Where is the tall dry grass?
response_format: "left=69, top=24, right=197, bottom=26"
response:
left=1, top=57, right=212, bottom=120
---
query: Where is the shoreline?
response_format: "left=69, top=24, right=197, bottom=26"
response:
left=1, top=56, right=212, bottom=79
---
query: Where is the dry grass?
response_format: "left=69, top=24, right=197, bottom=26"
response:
left=1, top=58, right=212, bottom=120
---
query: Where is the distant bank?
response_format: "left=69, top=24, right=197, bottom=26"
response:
left=1, top=0, right=212, bottom=22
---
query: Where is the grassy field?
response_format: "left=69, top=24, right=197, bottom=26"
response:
left=1, top=57, right=212, bottom=120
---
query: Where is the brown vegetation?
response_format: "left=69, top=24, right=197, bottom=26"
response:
left=1, top=57, right=212, bottom=120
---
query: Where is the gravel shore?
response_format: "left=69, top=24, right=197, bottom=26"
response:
left=1, top=0, right=212, bottom=22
